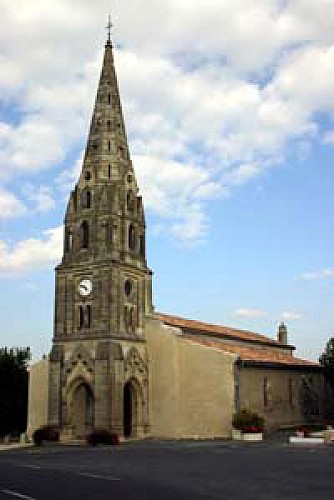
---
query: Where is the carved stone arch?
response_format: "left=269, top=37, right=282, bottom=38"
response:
left=64, top=344, right=94, bottom=377
left=124, top=347, right=147, bottom=381
left=66, top=374, right=92, bottom=398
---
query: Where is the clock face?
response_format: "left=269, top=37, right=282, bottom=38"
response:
left=78, top=279, right=92, bottom=296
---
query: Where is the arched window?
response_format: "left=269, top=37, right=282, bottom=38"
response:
left=107, top=120, right=111, bottom=131
left=108, top=164, right=111, bottom=178
left=65, top=228, right=73, bottom=252
left=81, top=190, right=91, bottom=209
left=128, top=224, right=136, bottom=251
left=81, top=221, right=89, bottom=249
left=108, top=93, right=111, bottom=104
left=79, top=306, right=84, bottom=329
left=86, top=190, right=91, bottom=208
left=108, top=140, right=111, bottom=151
left=86, top=305, right=91, bottom=328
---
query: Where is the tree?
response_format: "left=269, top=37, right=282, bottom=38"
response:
left=319, top=338, right=334, bottom=387
left=0, top=347, right=31, bottom=437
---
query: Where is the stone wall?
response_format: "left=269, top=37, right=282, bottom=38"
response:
left=239, top=365, right=324, bottom=429
left=26, top=358, right=49, bottom=438
left=145, top=317, right=236, bottom=438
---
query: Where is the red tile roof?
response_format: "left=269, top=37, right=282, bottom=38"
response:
left=155, top=312, right=287, bottom=347
left=183, top=336, right=319, bottom=368
left=155, top=312, right=320, bottom=368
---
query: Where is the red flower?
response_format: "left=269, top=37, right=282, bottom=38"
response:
left=242, top=425, right=263, bottom=433
left=297, top=427, right=309, bottom=437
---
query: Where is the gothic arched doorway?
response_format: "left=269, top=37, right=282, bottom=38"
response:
left=71, top=382, right=94, bottom=438
left=123, top=381, right=133, bottom=437
left=123, top=379, right=144, bottom=438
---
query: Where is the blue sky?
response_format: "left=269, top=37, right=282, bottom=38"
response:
left=0, top=0, right=334, bottom=361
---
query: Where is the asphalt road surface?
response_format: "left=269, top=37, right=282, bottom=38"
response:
left=0, top=440, right=334, bottom=499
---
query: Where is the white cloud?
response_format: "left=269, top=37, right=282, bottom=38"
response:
left=301, top=268, right=334, bottom=280
left=233, top=308, right=267, bottom=318
left=1, top=1, right=334, bottom=242
left=0, top=226, right=63, bottom=275
left=23, top=185, right=56, bottom=212
left=281, top=311, right=302, bottom=321
left=0, top=188, right=27, bottom=219
left=323, top=131, right=334, bottom=145
left=134, top=155, right=220, bottom=241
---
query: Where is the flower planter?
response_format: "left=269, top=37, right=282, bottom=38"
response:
left=289, top=436, right=323, bottom=444
left=242, top=432, right=263, bottom=442
left=231, top=428, right=243, bottom=440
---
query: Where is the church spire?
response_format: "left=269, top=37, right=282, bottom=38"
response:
left=79, top=21, right=135, bottom=188
left=62, top=23, right=147, bottom=271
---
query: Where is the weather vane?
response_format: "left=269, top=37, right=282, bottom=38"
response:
left=106, top=14, right=113, bottom=45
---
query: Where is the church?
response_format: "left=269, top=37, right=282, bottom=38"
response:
left=27, top=31, right=324, bottom=440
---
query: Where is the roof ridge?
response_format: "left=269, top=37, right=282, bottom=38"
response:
left=155, top=311, right=286, bottom=346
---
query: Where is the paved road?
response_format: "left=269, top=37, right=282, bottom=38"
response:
left=0, top=440, right=333, bottom=499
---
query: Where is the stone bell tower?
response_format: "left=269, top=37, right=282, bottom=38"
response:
left=48, top=26, right=152, bottom=439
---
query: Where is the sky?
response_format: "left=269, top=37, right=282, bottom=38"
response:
left=0, top=0, right=334, bottom=362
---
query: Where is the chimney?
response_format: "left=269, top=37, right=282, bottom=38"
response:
left=277, top=322, right=288, bottom=344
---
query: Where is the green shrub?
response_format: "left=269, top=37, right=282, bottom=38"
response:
left=232, top=409, right=265, bottom=432
left=86, top=428, right=119, bottom=446
left=32, top=425, right=59, bottom=446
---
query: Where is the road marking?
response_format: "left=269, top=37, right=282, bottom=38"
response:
left=17, top=465, right=41, bottom=470
left=1, top=489, right=36, bottom=500
left=77, top=472, right=121, bottom=481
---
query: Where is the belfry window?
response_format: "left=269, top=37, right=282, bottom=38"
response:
left=81, top=221, right=89, bottom=249
left=81, top=190, right=91, bottom=209
left=86, top=305, right=92, bottom=328
left=128, top=224, right=136, bottom=251
left=79, top=306, right=84, bottom=329
left=65, top=229, right=73, bottom=252
left=86, top=190, right=91, bottom=208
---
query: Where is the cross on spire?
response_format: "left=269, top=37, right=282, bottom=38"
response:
left=106, top=15, right=113, bottom=46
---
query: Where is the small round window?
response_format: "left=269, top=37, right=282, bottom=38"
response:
left=124, top=280, right=132, bottom=297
